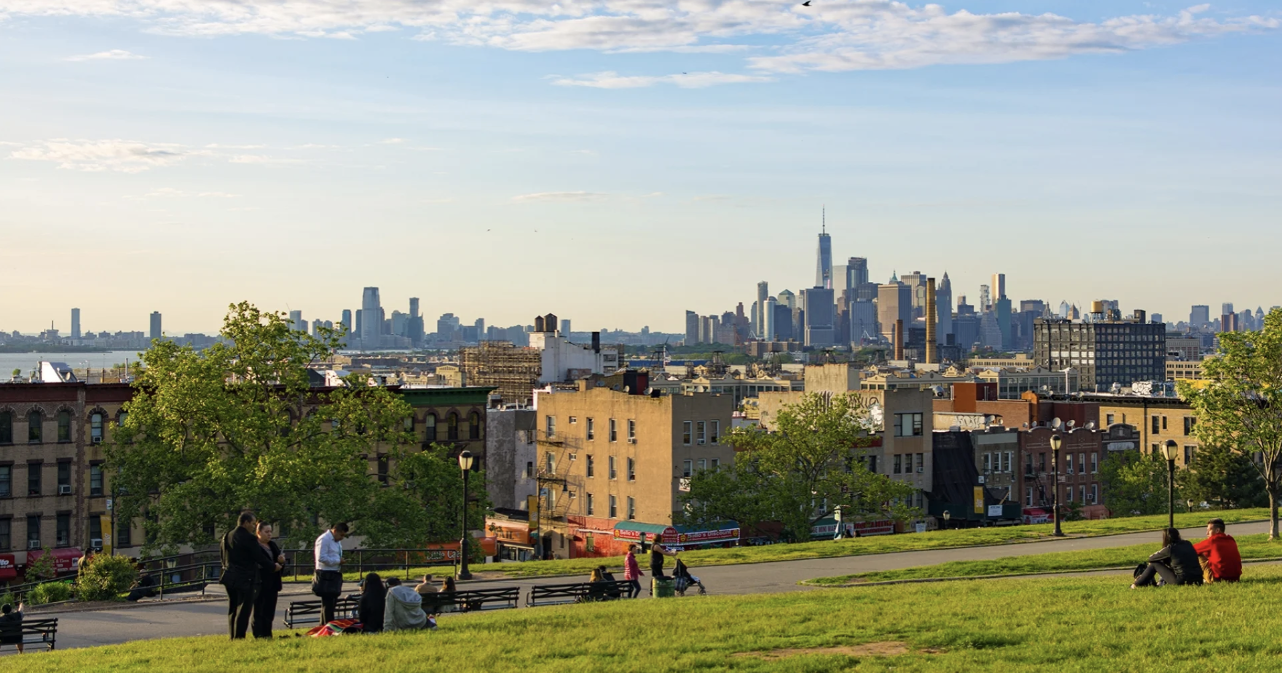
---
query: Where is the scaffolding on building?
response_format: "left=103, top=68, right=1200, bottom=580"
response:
left=459, top=341, right=542, bottom=405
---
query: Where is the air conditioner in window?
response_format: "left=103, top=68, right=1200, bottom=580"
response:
left=628, top=438, right=636, bottom=444
left=59, top=484, right=72, bottom=495
left=916, top=467, right=924, bottom=473
left=90, top=538, right=103, bottom=550
left=28, top=540, right=41, bottom=549
left=91, top=435, right=102, bottom=445
left=569, top=453, right=577, bottom=461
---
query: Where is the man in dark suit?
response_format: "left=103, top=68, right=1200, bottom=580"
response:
left=220, top=511, right=272, bottom=639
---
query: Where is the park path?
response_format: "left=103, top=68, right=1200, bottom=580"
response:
left=27, top=520, right=1272, bottom=651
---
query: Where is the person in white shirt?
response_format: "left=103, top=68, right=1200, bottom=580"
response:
left=313, top=522, right=349, bottom=624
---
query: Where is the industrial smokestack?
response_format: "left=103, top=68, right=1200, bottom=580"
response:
left=894, top=318, right=904, bottom=361
left=925, top=277, right=937, bottom=364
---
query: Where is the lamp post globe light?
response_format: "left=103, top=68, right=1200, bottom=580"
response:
left=942, top=510, right=951, bottom=530
left=1163, top=440, right=1179, bottom=530
left=1050, top=433, right=1064, bottom=537
left=458, top=450, right=475, bottom=581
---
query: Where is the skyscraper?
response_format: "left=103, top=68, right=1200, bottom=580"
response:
left=847, top=257, right=869, bottom=289
left=685, top=311, right=699, bottom=345
left=802, top=287, right=835, bottom=347
left=936, top=273, right=953, bottom=345
left=899, top=271, right=927, bottom=316
left=815, top=224, right=832, bottom=290
left=755, top=281, right=769, bottom=338
left=764, top=296, right=778, bottom=341
left=341, top=309, right=352, bottom=331
left=289, top=310, right=304, bottom=331
left=360, top=287, right=381, bottom=348
left=1190, top=305, right=1209, bottom=327
left=70, top=308, right=81, bottom=339
left=149, top=311, right=162, bottom=340
left=877, top=283, right=911, bottom=343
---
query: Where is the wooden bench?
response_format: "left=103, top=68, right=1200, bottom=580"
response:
left=283, top=595, right=361, bottom=629
left=0, top=618, right=58, bottom=653
left=526, top=581, right=629, bottom=607
left=421, top=587, right=519, bottom=614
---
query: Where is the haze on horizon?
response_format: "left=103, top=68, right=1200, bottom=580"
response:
left=1, top=1, right=1279, bottom=335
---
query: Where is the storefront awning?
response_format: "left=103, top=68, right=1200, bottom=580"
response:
left=614, top=521, right=739, bottom=545
left=0, top=554, right=16, bottom=581
left=613, top=521, right=675, bottom=542
left=26, top=548, right=83, bottom=574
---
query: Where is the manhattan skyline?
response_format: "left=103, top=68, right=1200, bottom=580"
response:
left=2, top=1, right=1280, bottom=333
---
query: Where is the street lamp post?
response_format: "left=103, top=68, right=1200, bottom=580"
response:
left=457, top=450, right=475, bottom=581
left=942, top=510, right=951, bottom=530
left=1163, top=440, right=1179, bottom=530
left=1050, top=433, right=1064, bottom=537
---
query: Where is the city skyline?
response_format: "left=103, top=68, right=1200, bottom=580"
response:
left=2, top=2, right=1281, bottom=332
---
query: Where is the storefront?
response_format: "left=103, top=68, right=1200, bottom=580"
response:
left=612, top=521, right=741, bottom=552
left=488, top=517, right=538, bottom=563
left=25, top=548, right=84, bottom=577
left=0, top=554, right=16, bottom=585
left=810, top=515, right=896, bottom=539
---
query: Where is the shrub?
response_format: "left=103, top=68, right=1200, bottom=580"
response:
left=76, top=554, right=139, bottom=602
left=27, top=581, right=73, bottom=605
left=24, top=547, right=57, bottom=582
left=0, top=591, right=14, bottom=609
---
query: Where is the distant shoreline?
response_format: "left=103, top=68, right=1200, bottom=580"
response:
left=0, top=345, right=113, bottom=354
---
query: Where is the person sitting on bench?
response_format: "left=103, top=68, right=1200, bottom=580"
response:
left=0, top=602, right=24, bottom=654
left=1132, top=528, right=1202, bottom=588
left=1194, top=518, right=1242, bottom=583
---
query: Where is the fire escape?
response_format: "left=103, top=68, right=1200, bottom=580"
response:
left=535, top=433, right=575, bottom=532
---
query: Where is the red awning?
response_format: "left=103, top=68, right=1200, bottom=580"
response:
left=0, top=554, right=16, bottom=581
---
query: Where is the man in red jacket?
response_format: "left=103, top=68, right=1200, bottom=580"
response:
left=1193, top=518, right=1242, bottom=583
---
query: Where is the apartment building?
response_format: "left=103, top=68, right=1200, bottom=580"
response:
left=1019, top=426, right=1107, bottom=519
left=1090, top=394, right=1200, bottom=467
left=533, top=378, right=736, bottom=559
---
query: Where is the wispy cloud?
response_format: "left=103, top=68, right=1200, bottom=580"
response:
left=11, top=139, right=190, bottom=173
left=65, top=49, right=146, bottom=62
left=552, top=71, right=774, bottom=89
left=377, top=137, right=407, bottom=145
left=6, top=1, right=1275, bottom=79
left=512, top=191, right=611, bottom=203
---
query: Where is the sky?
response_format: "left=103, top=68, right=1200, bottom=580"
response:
left=1, top=1, right=1279, bottom=335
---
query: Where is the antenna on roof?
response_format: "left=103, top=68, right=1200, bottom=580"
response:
left=822, top=205, right=826, bottom=234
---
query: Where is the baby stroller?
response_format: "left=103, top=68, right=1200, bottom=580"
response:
left=672, top=558, right=706, bottom=596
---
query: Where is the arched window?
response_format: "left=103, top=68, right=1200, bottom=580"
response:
left=57, top=410, right=72, bottom=442
left=447, top=413, right=459, bottom=441
left=423, top=414, right=437, bottom=442
left=90, top=413, right=104, bottom=444
left=116, top=411, right=128, bottom=428
left=0, top=411, right=12, bottom=444
left=28, top=411, right=42, bottom=443
left=468, top=411, right=481, bottom=440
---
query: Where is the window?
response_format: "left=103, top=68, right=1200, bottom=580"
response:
left=569, top=416, right=577, bottom=424
left=525, top=461, right=534, bottom=479
left=628, top=420, right=636, bottom=442
left=28, top=411, right=42, bottom=443
left=1025, top=487, right=1033, bottom=507
left=1079, top=485, right=1086, bottom=504
left=866, top=455, right=877, bottom=473
left=586, top=455, right=595, bottom=478
left=711, top=458, right=720, bottom=469
left=88, top=517, right=102, bottom=548
left=448, top=413, right=460, bottom=441
left=57, top=462, right=71, bottom=491
left=26, top=515, right=40, bottom=549
left=1091, top=452, right=1098, bottom=474
left=0, top=519, right=9, bottom=550
left=0, top=466, right=9, bottom=498
left=627, top=458, right=636, bottom=481
left=1091, top=484, right=1099, bottom=503
left=893, top=413, right=923, bottom=437
left=545, top=415, right=555, bottom=439
left=710, top=421, right=720, bottom=444
left=377, top=455, right=389, bottom=486
left=586, top=418, right=595, bottom=440
left=696, top=421, right=706, bottom=445
left=116, top=411, right=128, bottom=429
left=118, top=519, right=132, bottom=548
left=90, top=464, right=104, bottom=496
left=90, top=413, right=104, bottom=443
left=683, top=460, right=692, bottom=478
left=915, top=453, right=923, bottom=473
left=1005, top=452, right=1013, bottom=473
left=1162, top=416, right=1168, bottom=430
left=893, top=454, right=902, bottom=474
left=56, top=411, right=71, bottom=442
left=627, top=497, right=635, bottom=521
left=609, top=419, right=617, bottom=442
left=1065, top=486, right=1073, bottom=502
left=609, top=456, right=617, bottom=480
left=586, top=493, right=595, bottom=516
left=404, top=415, right=415, bottom=432
left=1151, top=416, right=1160, bottom=434
left=1025, top=453, right=1034, bottom=475
left=545, top=452, right=555, bottom=474
left=1185, top=446, right=1195, bottom=464
left=1184, top=417, right=1196, bottom=436
left=56, top=513, right=70, bottom=547
left=0, top=411, right=10, bottom=444
left=423, top=414, right=437, bottom=442
left=28, top=463, right=41, bottom=496
left=469, top=412, right=481, bottom=440
left=1066, top=453, right=1074, bottom=475
left=585, top=534, right=594, bottom=553
left=1039, top=452, right=1047, bottom=473
left=609, top=495, right=617, bottom=518
left=682, top=421, right=692, bottom=445
left=698, top=459, right=707, bottom=471
left=983, top=453, right=991, bottom=474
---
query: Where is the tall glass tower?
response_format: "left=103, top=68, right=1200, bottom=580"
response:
left=815, top=217, right=832, bottom=290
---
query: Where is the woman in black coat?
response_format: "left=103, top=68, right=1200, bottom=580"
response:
left=359, top=573, right=387, bottom=633
left=1132, top=528, right=1203, bottom=588
left=252, top=522, right=286, bottom=639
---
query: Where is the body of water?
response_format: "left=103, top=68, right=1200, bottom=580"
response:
left=0, top=351, right=142, bottom=381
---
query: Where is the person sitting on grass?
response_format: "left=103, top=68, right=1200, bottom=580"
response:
left=1194, top=518, right=1242, bottom=583
left=0, top=602, right=25, bottom=654
left=358, top=573, right=386, bottom=634
left=1132, top=528, right=1203, bottom=588
left=383, top=577, right=429, bottom=631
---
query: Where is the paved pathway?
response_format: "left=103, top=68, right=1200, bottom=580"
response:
left=28, top=521, right=1271, bottom=651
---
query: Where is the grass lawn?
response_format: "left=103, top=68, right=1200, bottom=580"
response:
left=17, top=565, right=1282, bottom=672
left=806, top=533, right=1282, bottom=585
left=283, top=508, right=1270, bottom=582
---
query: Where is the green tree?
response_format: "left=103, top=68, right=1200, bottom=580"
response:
left=1181, top=309, right=1282, bottom=539
left=107, top=302, right=416, bottom=553
left=360, top=444, right=493, bottom=549
left=1181, top=443, right=1268, bottom=510
left=1100, top=451, right=1181, bottom=517
left=680, top=393, right=916, bottom=542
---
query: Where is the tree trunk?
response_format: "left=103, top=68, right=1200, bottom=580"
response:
left=1272, top=484, right=1280, bottom=542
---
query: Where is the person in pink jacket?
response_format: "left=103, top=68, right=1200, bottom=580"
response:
left=623, top=545, right=644, bottom=598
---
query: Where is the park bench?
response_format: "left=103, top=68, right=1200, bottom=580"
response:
left=283, top=595, right=361, bottom=629
left=526, top=581, right=629, bottom=607
left=0, top=618, right=59, bottom=653
left=422, top=587, right=519, bottom=614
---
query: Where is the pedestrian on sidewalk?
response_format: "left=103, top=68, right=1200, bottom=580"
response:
left=649, top=535, right=677, bottom=580
left=252, top=522, right=285, bottom=639
left=312, top=522, right=349, bottom=625
left=220, top=511, right=272, bottom=640
left=623, top=545, right=644, bottom=598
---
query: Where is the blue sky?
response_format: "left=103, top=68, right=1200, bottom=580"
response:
left=1, top=1, right=1279, bottom=334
